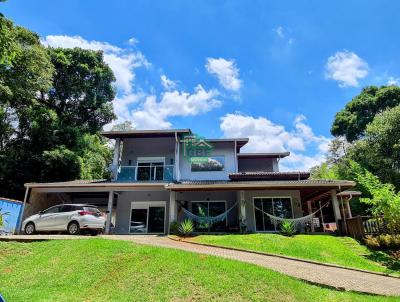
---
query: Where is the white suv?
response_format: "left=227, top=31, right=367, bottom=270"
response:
left=22, top=204, right=106, bottom=235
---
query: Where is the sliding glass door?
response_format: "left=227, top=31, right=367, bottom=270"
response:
left=130, top=202, right=166, bottom=234
left=191, top=201, right=226, bottom=232
left=254, top=197, right=292, bottom=231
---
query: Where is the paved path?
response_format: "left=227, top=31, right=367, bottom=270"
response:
left=3, top=235, right=400, bottom=296
left=107, top=235, right=400, bottom=297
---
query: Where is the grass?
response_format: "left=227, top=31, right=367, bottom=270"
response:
left=191, top=234, right=400, bottom=275
left=0, top=239, right=398, bottom=302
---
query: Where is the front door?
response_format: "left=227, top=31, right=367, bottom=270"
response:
left=130, top=202, right=166, bottom=234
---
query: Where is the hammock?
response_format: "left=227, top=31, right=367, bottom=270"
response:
left=182, top=201, right=239, bottom=225
left=254, top=202, right=329, bottom=228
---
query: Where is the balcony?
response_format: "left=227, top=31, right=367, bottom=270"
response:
left=116, top=165, right=174, bottom=182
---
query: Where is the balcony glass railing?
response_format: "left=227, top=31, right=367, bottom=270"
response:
left=116, top=165, right=174, bottom=182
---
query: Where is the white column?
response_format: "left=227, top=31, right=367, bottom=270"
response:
left=331, top=189, right=342, bottom=226
left=17, top=187, right=30, bottom=234
left=174, top=133, right=181, bottom=181
left=346, top=200, right=352, bottom=218
left=239, top=190, right=246, bottom=221
left=105, top=191, right=114, bottom=234
left=169, top=191, right=177, bottom=224
left=307, top=200, right=315, bottom=232
left=112, top=138, right=121, bottom=180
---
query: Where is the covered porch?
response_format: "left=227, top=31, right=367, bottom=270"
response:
left=167, top=179, right=356, bottom=234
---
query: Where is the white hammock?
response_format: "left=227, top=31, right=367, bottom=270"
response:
left=254, top=202, right=329, bottom=228
left=182, top=201, right=239, bottom=225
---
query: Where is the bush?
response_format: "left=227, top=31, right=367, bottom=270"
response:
left=177, top=219, right=194, bottom=237
left=280, top=220, right=296, bottom=237
left=365, top=234, right=400, bottom=251
left=169, top=220, right=180, bottom=235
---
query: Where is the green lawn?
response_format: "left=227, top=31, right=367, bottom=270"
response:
left=0, top=239, right=397, bottom=302
left=191, top=234, right=400, bottom=275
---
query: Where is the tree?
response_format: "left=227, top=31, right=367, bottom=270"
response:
left=348, top=104, right=400, bottom=188
left=351, top=161, right=400, bottom=234
left=0, top=16, right=116, bottom=199
left=331, top=86, right=400, bottom=142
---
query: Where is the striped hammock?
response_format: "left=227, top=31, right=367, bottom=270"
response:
left=254, top=202, right=329, bottom=227
left=182, top=201, right=239, bottom=225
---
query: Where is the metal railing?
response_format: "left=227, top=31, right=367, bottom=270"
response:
left=116, top=165, right=174, bottom=182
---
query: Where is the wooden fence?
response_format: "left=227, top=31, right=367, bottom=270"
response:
left=345, top=216, right=386, bottom=240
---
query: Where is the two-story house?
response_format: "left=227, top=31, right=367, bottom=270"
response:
left=20, top=129, right=356, bottom=234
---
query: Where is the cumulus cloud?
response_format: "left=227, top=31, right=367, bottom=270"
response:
left=160, top=74, right=177, bottom=90
left=387, top=76, right=400, bottom=86
left=220, top=113, right=330, bottom=171
left=325, top=51, right=369, bottom=87
left=41, top=35, right=150, bottom=94
left=205, top=58, right=242, bottom=92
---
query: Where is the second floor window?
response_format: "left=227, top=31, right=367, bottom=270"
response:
left=137, top=158, right=165, bottom=181
left=191, top=156, right=225, bottom=172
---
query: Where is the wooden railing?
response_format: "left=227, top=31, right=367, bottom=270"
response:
left=345, top=216, right=386, bottom=239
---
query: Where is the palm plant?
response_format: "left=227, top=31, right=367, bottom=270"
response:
left=178, top=219, right=194, bottom=237
left=280, top=220, right=296, bottom=237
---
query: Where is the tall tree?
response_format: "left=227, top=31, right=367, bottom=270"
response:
left=331, top=86, right=400, bottom=142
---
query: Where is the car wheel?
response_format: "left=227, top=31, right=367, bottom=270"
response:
left=67, top=221, right=80, bottom=235
left=25, top=222, right=36, bottom=235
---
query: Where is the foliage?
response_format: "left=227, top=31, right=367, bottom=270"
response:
left=331, top=86, right=400, bottom=142
left=177, top=219, right=194, bottom=237
left=0, top=208, right=9, bottom=228
left=111, top=121, right=134, bottom=131
left=169, top=220, right=180, bottom=235
left=0, top=15, right=17, bottom=65
left=351, top=161, right=400, bottom=234
left=1, top=239, right=396, bottom=302
left=365, top=235, right=400, bottom=251
left=0, top=16, right=116, bottom=199
left=280, top=220, right=296, bottom=236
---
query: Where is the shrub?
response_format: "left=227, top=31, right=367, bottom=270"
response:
left=169, top=220, right=180, bottom=235
left=280, top=220, right=296, bottom=237
left=177, top=219, right=194, bottom=237
left=365, top=234, right=400, bottom=251
left=365, top=235, right=380, bottom=250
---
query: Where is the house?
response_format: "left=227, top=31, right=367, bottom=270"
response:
left=19, top=129, right=356, bottom=234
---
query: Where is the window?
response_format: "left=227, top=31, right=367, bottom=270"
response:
left=60, top=205, right=75, bottom=212
left=43, top=206, right=61, bottom=214
left=136, top=157, right=165, bottom=181
left=191, top=201, right=226, bottom=231
left=253, top=197, right=292, bottom=231
left=191, top=156, right=225, bottom=172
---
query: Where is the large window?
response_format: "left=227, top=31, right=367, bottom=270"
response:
left=191, top=156, right=225, bottom=172
left=254, top=197, right=292, bottom=231
left=191, top=201, right=226, bottom=232
left=136, top=157, right=165, bottom=181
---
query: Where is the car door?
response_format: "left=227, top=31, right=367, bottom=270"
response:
left=52, top=205, right=75, bottom=231
left=35, top=206, right=62, bottom=231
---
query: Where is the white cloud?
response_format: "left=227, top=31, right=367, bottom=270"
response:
left=205, top=58, right=242, bottom=92
left=220, top=113, right=330, bottom=171
left=41, top=35, right=150, bottom=94
left=325, top=50, right=369, bottom=87
left=387, top=76, right=400, bottom=86
left=127, top=85, right=221, bottom=129
left=274, top=26, right=285, bottom=38
left=127, top=37, right=139, bottom=46
left=160, top=74, right=177, bottom=90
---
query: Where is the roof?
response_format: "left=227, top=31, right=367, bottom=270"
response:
left=237, top=152, right=290, bottom=159
left=166, top=179, right=356, bottom=191
left=229, top=171, right=310, bottom=181
left=205, top=138, right=249, bottom=149
left=0, top=197, right=23, bottom=204
left=25, top=179, right=168, bottom=189
left=101, top=129, right=191, bottom=139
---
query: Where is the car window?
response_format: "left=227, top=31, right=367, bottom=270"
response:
left=84, top=207, right=100, bottom=213
left=60, top=205, right=74, bottom=212
left=43, top=206, right=61, bottom=214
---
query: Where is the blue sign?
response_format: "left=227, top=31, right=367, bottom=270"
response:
left=0, top=199, right=23, bottom=234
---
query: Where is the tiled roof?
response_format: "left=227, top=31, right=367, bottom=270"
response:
left=237, top=152, right=290, bottom=158
left=229, top=171, right=310, bottom=181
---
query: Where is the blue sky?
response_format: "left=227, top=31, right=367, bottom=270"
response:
left=2, top=0, right=400, bottom=170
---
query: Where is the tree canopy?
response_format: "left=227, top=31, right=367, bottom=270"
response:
left=331, top=86, right=400, bottom=142
left=0, top=16, right=116, bottom=199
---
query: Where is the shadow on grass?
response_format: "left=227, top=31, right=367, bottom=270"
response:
left=366, top=251, right=400, bottom=273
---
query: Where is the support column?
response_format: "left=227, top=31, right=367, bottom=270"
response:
left=105, top=191, right=114, bottom=234
left=112, top=138, right=121, bottom=180
left=169, top=191, right=177, bottom=224
left=331, top=189, right=342, bottom=227
left=346, top=200, right=352, bottom=218
left=17, top=187, right=30, bottom=234
left=174, top=133, right=181, bottom=181
left=307, top=200, right=315, bottom=232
